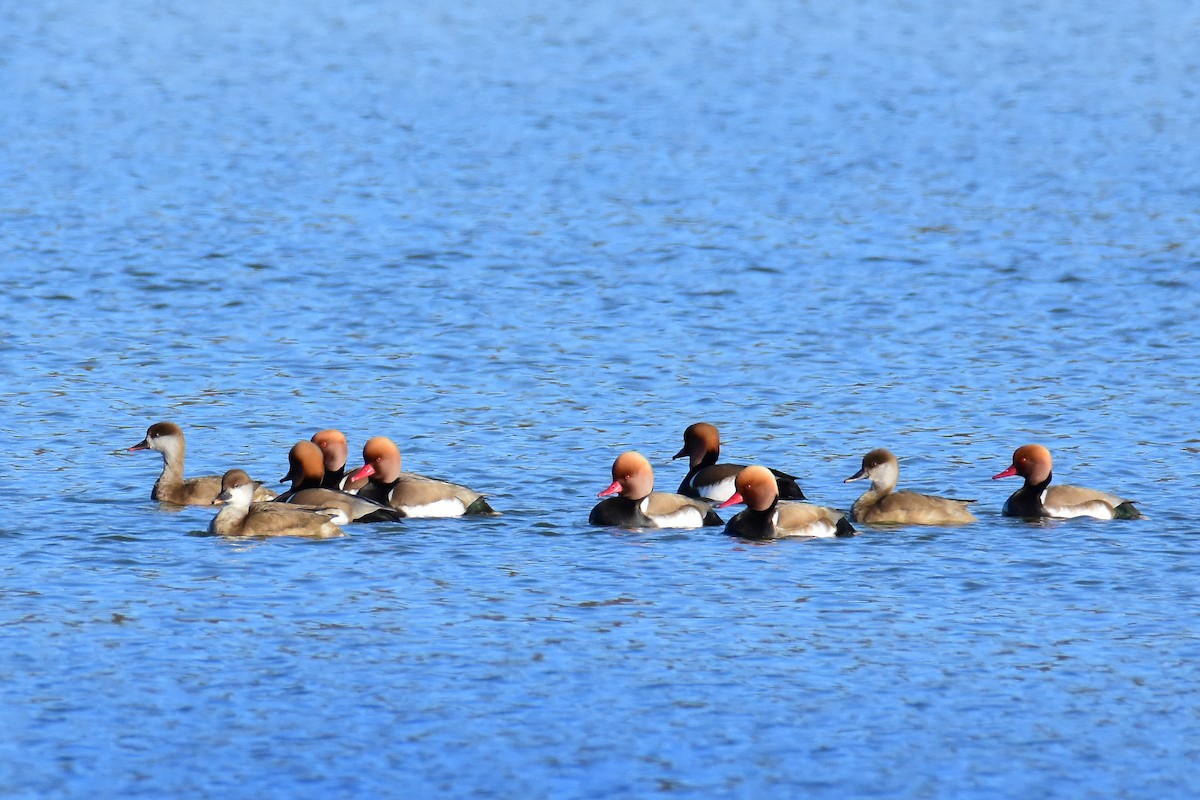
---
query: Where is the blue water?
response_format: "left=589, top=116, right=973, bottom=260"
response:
left=2, top=0, right=1200, bottom=797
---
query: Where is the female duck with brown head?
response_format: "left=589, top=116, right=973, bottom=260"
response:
left=993, top=444, right=1143, bottom=520
left=718, top=465, right=855, bottom=540
left=310, top=429, right=367, bottom=493
left=589, top=450, right=722, bottom=529
left=276, top=441, right=403, bottom=523
left=349, top=436, right=497, bottom=517
left=673, top=422, right=806, bottom=503
left=209, top=469, right=344, bottom=539
left=128, top=421, right=276, bottom=506
left=844, top=448, right=976, bottom=525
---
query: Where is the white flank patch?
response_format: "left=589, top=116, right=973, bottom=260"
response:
left=697, top=476, right=737, bottom=503
left=777, top=510, right=838, bottom=538
left=399, top=498, right=467, bottom=518
left=804, top=521, right=839, bottom=538
left=639, top=498, right=704, bottom=529
left=1045, top=501, right=1113, bottom=520
left=1041, top=489, right=1113, bottom=520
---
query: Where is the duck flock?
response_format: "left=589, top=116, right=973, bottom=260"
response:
left=128, top=420, right=1144, bottom=541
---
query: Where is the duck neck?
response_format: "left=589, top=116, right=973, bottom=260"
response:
left=358, top=475, right=400, bottom=505
left=296, top=473, right=323, bottom=491
left=1007, top=472, right=1053, bottom=516
left=210, top=503, right=249, bottom=535
left=1027, top=471, right=1052, bottom=495
left=152, top=443, right=186, bottom=497
left=322, top=466, right=346, bottom=489
left=741, top=500, right=780, bottom=538
left=861, top=479, right=893, bottom=504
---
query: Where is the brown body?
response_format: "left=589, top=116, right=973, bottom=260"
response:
left=589, top=450, right=722, bottom=529
left=210, top=469, right=343, bottom=538
left=845, top=448, right=976, bottom=525
left=129, top=421, right=276, bottom=506
left=351, top=436, right=497, bottom=517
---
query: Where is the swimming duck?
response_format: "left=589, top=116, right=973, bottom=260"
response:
left=350, top=436, right=497, bottom=517
left=590, top=450, right=722, bottom=529
left=209, top=469, right=344, bottom=538
left=719, top=465, right=855, bottom=540
left=844, top=448, right=976, bottom=525
left=128, top=421, right=276, bottom=506
left=992, top=444, right=1143, bottom=519
left=673, top=422, right=805, bottom=503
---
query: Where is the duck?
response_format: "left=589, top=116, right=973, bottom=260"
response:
left=128, top=421, right=276, bottom=506
left=309, top=429, right=367, bottom=492
left=589, top=450, right=723, bottom=529
left=672, top=422, right=805, bottom=503
left=992, top=444, right=1143, bottom=519
left=349, top=436, right=497, bottom=517
left=209, top=469, right=344, bottom=538
left=276, top=441, right=403, bottom=523
left=844, top=448, right=977, bottom=525
left=718, top=465, right=855, bottom=540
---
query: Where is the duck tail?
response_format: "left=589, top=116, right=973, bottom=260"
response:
left=1113, top=501, right=1144, bottom=520
left=358, top=508, right=406, bottom=523
left=465, top=497, right=501, bottom=516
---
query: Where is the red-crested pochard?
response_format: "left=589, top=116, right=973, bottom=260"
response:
left=673, top=422, right=805, bottom=503
left=209, top=469, right=344, bottom=539
left=277, top=441, right=403, bottom=523
left=128, top=421, right=276, bottom=506
left=310, top=429, right=367, bottom=493
left=992, top=444, right=1143, bottom=520
left=349, top=436, right=497, bottom=517
left=589, top=450, right=722, bottom=529
left=718, top=465, right=855, bottom=540
left=844, top=448, right=977, bottom=525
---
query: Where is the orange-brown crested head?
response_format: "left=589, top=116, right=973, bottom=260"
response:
left=993, top=444, right=1052, bottom=484
left=351, top=436, right=402, bottom=483
left=731, top=465, right=779, bottom=511
left=673, top=422, right=721, bottom=466
left=311, top=429, right=349, bottom=472
left=598, top=451, right=655, bottom=500
left=282, top=440, right=326, bottom=486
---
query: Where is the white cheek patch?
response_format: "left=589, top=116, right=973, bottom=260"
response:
left=397, top=498, right=467, bottom=518
left=697, top=476, right=737, bottom=503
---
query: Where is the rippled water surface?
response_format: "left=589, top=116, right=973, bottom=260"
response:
left=3, top=1, right=1200, bottom=797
